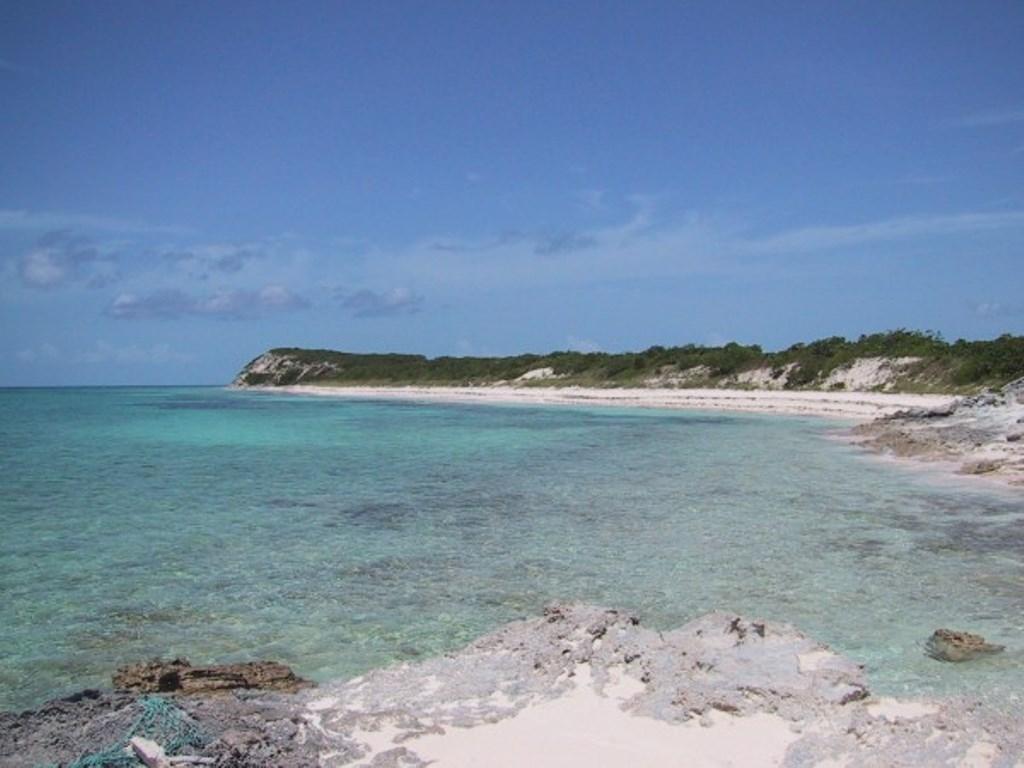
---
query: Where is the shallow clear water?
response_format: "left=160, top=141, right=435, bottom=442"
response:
left=1, top=387, right=1022, bottom=712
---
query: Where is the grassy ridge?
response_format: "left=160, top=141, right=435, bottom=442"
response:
left=239, top=330, right=1024, bottom=392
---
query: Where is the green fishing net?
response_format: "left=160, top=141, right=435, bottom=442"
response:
left=38, top=695, right=207, bottom=768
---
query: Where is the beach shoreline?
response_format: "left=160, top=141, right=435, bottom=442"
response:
left=240, top=382, right=1024, bottom=488
left=249, top=383, right=957, bottom=421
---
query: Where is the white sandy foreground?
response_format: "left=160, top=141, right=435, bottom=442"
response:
left=269, top=384, right=956, bottom=420
left=334, top=672, right=996, bottom=768
left=302, top=605, right=1021, bottom=767
left=344, top=665, right=799, bottom=768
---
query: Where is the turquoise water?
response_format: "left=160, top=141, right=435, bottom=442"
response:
left=1, top=387, right=1023, bottom=713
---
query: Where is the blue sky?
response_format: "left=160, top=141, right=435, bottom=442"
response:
left=2, top=1, right=1023, bottom=385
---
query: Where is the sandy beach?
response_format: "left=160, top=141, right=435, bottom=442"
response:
left=267, top=384, right=957, bottom=421
left=255, top=382, right=1024, bottom=487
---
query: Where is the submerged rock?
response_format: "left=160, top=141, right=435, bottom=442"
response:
left=113, top=658, right=313, bottom=695
left=925, top=629, right=1005, bottom=662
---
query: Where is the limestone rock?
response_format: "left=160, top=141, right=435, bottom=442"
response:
left=113, top=658, right=313, bottom=695
left=232, top=350, right=340, bottom=387
left=925, top=629, right=1005, bottom=662
left=5, top=607, right=1024, bottom=767
left=959, top=459, right=1002, bottom=475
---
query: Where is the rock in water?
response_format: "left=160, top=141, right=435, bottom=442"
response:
left=113, top=658, right=313, bottom=694
left=925, top=629, right=1005, bottom=662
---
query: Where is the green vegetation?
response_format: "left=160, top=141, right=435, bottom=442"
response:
left=237, top=331, right=1024, bottom=393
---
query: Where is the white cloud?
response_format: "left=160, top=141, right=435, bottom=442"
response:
left=365, top=209, right=724, bottom=295
left=340, top=287, right=423, bottom=318
left=891, top=175, right=947, bottom=186
left=0, top=209, right=187, bottom=235
left=163, top=244, right=264, bottom=279
left=566, top=336, right=601, bottom=353
left=16, top=343, right=60, bottom=363
left=109, top=284, right=310, bottom=320
left=19, top=250, right=67, bottom=287
left=0, top=57, right=29, bottom=74
left=15, top=230, right=119, bottom=289
left=948, top=108, right=1024, bottom=128
left=74, top=341, right=192, bottom=365
left=973, top=301, right=1023, bottom=318
left=331, top=205, right=1024, bottom=310
left=575, top=189, right=606, bottom=212
left=742, top=211, right=1024, bottom=254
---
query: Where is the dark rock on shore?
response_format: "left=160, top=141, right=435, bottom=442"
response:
left=113, top=659, right=313, bottom=696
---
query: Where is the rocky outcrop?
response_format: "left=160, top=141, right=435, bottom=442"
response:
left=302, top=604, right=1021, bottom=766
left=232, top=351, right=340, bottom=387
left=113, top=659, right=313, bottom=695
left=853, top=376, right=1024, bottom=486
left=925, top=629, right=1005, bottom=662
left=5, top=605, right=1021, bottom=767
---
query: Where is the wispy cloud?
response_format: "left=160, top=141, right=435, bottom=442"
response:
left=163, top=244, right=264, bottom=280
left=534, top=232, right=598, bottom=256
left=0, top=57, right=30, bottom=74
left=16, top=343, right=60, bottom=363
left=74, top=341, right=192, bottom=365
left=743, top=211, right=1024, bottom=254
left=575, top=189, right=606, bottom=212
left=339, top=287, right=423, bottom=318
left=947, top=108, right=1024, bottom=128
left=17, top=230, right=119, bottom=289
left=973, top=301, right=1023, bottom=318
left=108, top=285, right=309, bottom=320
left=0, top=209, right=188, bottom=236
left=566, top=335, right=601, bottom=353
left=891, top=174, right=947, bottom=186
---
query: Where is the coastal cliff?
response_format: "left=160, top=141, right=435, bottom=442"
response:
left=232, top=332, right=1024, bottom=392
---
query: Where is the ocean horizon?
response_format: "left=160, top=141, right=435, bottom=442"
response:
left=1, top=386, right=1022, bottom=714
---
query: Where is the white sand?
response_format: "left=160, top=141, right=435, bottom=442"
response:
left=821, top=357, right=922, bottom=391
left=865, top=697, right=939, bottom=722
left=349, top=665, right=799, bottom=768
left=267, top=384, right=956, bottom=421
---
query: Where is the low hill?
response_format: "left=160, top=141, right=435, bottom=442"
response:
left=233, top=331, right=1024, bottom=394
